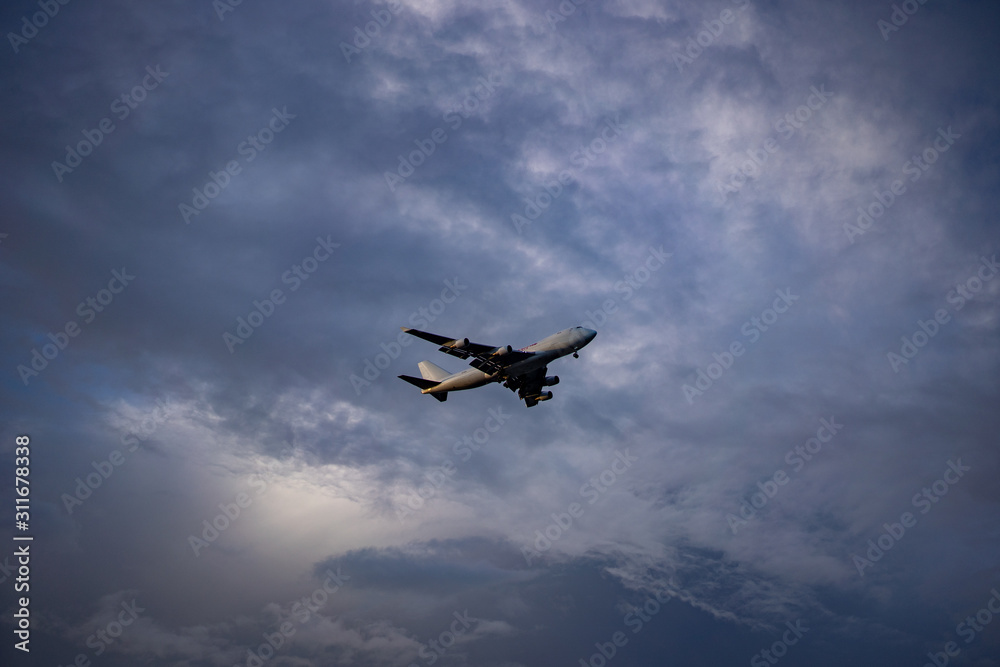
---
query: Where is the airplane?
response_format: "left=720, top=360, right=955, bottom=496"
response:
left=398, top=326, right=597, bottom=407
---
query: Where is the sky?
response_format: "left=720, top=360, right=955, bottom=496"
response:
left=2, top=0, right=999, bottom=666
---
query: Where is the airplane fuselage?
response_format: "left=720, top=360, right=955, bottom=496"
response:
left=504, top=327, right=594, bottom=376
left=423, top=366, right=495, bottom=393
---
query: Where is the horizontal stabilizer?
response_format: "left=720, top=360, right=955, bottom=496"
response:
left=398, top=375, right=448, bottom=402
left=399, top=375, right=448, bottom=403
left=398, top=374, right=439, bottom=390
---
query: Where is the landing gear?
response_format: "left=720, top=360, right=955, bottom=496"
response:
left=573, top=352, right=579, bottom=358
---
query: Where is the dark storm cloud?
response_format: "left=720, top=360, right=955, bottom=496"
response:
left=2, top=0, right=999, bottom=666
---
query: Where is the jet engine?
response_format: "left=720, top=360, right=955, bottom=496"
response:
left=445, top=337, right=469, bottom=349
left=490, top=345, right=513, bottom=356
left=535, top=391, right=554, bottom=401
left=543, top=376, right=560, bottom=386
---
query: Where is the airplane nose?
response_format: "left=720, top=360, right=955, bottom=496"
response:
left=584, top=328, right=597, bottom=342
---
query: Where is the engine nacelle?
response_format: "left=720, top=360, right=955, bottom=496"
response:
left=445, top=337, right=470, bottom=349
left=535, top=391, right=554, bottom=401
left=543, top=376, right=560, bottom=386
left=490, top=344, right=513, bottom=356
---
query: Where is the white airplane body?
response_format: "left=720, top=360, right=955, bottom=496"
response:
left=398, top=326, right=597, bottom=407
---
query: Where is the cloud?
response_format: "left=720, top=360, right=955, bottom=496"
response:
left=2, top=0, right=999, bottom=665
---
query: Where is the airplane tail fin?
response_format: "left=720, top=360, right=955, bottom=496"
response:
left=398, top=374, right=448, bottom=402
left=417, top=361, right=451, bottom=382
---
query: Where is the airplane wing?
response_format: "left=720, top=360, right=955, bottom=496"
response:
left=400, top=328, right=496, bottom=357
left=400, top=327, right=535, bottom=376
